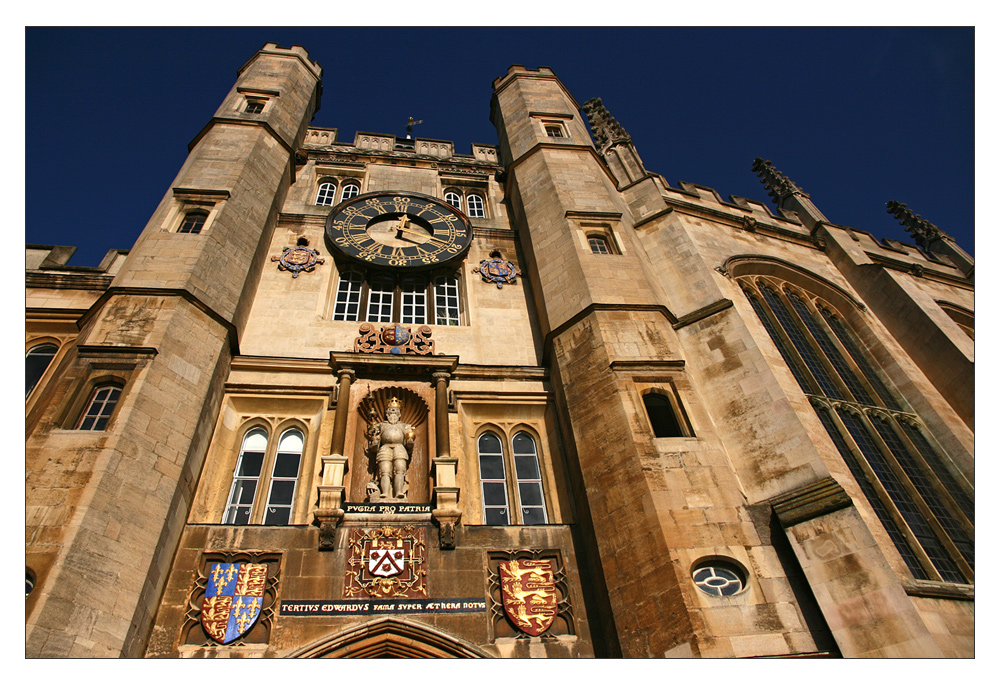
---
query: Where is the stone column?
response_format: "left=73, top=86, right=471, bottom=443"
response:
left=314, top=367, right=355, bottom=549
left=430, top=371, right=460, bottom=549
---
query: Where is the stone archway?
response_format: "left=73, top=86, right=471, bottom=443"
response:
left=286, top=617, right=491, bottom=658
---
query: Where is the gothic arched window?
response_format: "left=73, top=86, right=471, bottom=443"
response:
left=740, top=276, right=974, bottom=584
left=478, top=432, right=510, bottom=525
left=26, top=343, right=58, bottom=398
left=225, top=427, right=268, bottom=525
left=263, top=429, right=304, bottom=525
left=512, top=432, right=547, bottom=524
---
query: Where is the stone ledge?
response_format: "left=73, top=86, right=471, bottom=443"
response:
left=768, top=476, right=852, bottom=527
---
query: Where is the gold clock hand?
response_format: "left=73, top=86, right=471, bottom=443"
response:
left=396, top=226, right=449, bottom=246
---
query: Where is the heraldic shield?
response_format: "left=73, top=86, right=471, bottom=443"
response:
left=498, top=559, right=558, bottom=636
left=201, top=562, right=267, bottom=644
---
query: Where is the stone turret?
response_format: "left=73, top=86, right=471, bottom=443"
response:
left=582, top=97, right=647, bottom=186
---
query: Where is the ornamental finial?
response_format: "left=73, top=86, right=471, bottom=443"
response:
left=752, top=157, right=811, bottom=205
left=582, top=97, right=632, bottom=149
left=886, top=201, right=950, bottom=249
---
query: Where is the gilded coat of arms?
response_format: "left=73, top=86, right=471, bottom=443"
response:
left=473, top=250, right=520, bottom=288
left=344, top=525, right=428, bottom=598
left=271, top=245, right=325, bottom=277
left=498, top=559, right=557, bottom=636
left=354, top=323, right=435, bottom=355
left=200, top=562, right=268, bottom=644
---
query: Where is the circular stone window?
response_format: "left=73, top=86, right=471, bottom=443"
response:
left=692, top=561, right=746, bottom=597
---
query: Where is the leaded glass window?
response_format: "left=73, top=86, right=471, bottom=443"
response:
left=263, top=429, right=303, bottom=525
left=225, top=428, right=267, bottom=525
left=478, top=432, right=509, bottom=525
left=512, top=432, right=547, bottom=525
left=741, top=276, right=974, bottom=584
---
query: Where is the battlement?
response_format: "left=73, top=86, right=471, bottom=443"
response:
left=301, top=127, right=499, bottom=163
left=239, top=42, right=322, bottom=79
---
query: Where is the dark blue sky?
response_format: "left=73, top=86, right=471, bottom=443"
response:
left=25, top=27, right=974, bottom=266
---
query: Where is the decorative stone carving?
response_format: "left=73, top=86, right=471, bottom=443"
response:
left=344, top=525, right=428, bottom=599
left=270, top=240, right=325, bottom=278
left=473, top=250, right=520, bottom=288
left=752, top=157, right=811, bottom=204
left=355, top=323, right=435, bottom=355
left=886, top=200, right=952, bottom=249
left=582, top=97, right=632, bottom=149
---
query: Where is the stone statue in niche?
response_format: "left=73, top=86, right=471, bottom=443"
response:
left=365, top=397, right=415, bottom=499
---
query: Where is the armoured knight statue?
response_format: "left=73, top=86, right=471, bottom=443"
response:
left=365, top=397, right=415, bottom=499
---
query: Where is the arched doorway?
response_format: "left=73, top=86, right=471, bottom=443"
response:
left=287, top=618, right=491, bottom=658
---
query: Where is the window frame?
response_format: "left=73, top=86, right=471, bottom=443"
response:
left=444, top=191, right=462, bottom=211
left=75, top=383, right=123, bottom=431
left=475, top=426, right=550, bottom=526
left=223, top=423, right=306, bottom=526
left=641, top=388, right=693, bottom=438
left=26, top=342, right=59, bottom=399
left=740, top=275, right=974, bottom=584
left=465, top=193, right=486, bottom=218
left=332, top=267, right=464, bottom=326
left=177, top=210, right=208, bottom=235
left=244, top=99, right=265, bottom=114
left=341, top=182, right=361, bottom=202
left=315, top=180, right=339, bottom=206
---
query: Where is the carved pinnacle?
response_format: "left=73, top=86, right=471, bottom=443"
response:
left=752, top=157, right=811, bottom=205
left=582, top=97, right=632, bottom=149
left=886, top=200, right=951, bottom=248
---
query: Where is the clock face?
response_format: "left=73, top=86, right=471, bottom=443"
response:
left=324, top=192, right=472, bottom=269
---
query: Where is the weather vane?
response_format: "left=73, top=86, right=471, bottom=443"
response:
left=405, top=116, right=423, bottom=139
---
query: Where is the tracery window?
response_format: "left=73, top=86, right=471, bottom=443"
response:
left=26, top=343, right=58, bottom=398
left=315, top=181, right=338, bottom=206
left=333, top=268, right=463, bottom=326
left=512, top=432, right=547, bottom=524
left=224, top=426, right=304, bottom=526
left=741, top=276, right=974, bottom=584
left=76, top=384, right=122, bottom=431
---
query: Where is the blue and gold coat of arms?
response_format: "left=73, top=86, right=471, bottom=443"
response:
left=201, top=562, right=268, bottom=644
left=473, top=250, right=520, bottom=288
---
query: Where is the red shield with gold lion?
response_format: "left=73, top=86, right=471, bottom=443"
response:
left=498, top=559, right=557, bottom=636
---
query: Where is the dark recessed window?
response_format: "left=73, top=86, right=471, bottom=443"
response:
left=245, top=100, right=264, bottom=114
left=178, top=211, right=207, bottom=234
left=643, top=393, right=684, bottom=438
left=545, top=125, right=564, bottom=138
left=26, top=343, right=58, bottom=398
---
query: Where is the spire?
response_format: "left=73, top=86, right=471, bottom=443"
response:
left=582, top=97, right=632, bottom=149
left=885, top=201, right=951, bottom=249
left=751, top=157, right=810, bottom=204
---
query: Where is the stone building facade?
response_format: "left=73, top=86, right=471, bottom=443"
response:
left=26, top=43, right=974, bottom=658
